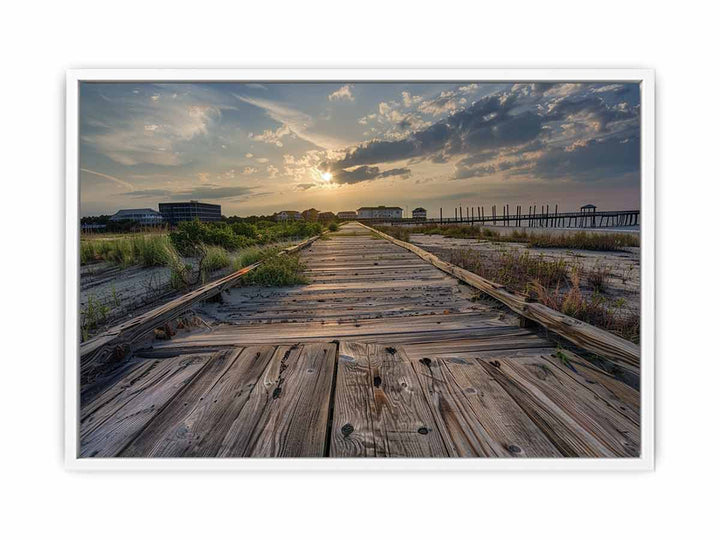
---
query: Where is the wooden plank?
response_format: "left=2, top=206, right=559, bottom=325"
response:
left=329, top=342, right=377, bottom=457
left=218, top=343, right=336, bottom=457
left=330, top=342, right=449, bottom=457
left=79, top=353, right=212, bottom=457
left=478, top=359, right=615, bottom=457
left=543, top=350, right=640, bottom=424
left=360, top=222, right=640, bottom=370
left=414, top=356, right=562, bottom=457
left=120, top=346, right=276, bottom=457
left=494, top=358, right=640, bottom=456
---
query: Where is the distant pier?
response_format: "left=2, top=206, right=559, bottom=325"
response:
left=353, top=204, right=640, bottom=229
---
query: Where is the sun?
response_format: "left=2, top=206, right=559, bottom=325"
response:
left=321, top=171, right=333, bottom=181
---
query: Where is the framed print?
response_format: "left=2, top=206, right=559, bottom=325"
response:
left=65, top=69, right=654, bottom=470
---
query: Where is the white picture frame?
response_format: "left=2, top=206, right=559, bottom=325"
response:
left=65, top=68, right=655, bottom=471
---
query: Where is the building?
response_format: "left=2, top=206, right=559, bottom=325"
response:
left=337, top=211, right=357, bottom=220
left=158, top=201, right=221, bottom=225
left=109, top=208, right=164, bottom=226
left=301, top=208, right=320, bottom=221
left=275, top=210, right=302, bottom=221
left=357, top=206, right=403, bottom=219
left=412, top=207, right=427, bottom=220
left=580, top=204, right=597, bottom=213
left=318, top=211, right=336, bottom=222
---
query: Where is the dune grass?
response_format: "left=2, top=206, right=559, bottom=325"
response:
left=238, top=252, right=308, bottom=287
left=80, top=234, right=174, bottom=267
left=378, top=224, right=638, bottom=251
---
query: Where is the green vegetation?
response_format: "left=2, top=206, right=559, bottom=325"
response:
left=446, top=245, right=639, bottom=342
left=201, top=246, right=232, bottom=273
left=531, top=271, right=640, bottom=343
left=80, top=295, right=110, bottom=341
left=328, top=221, right=339, bottom=232
left=378, top=224, right=639, bottom=251
left=80, top=234, right=174, bottom=267
left=447, top=249, right=571, bottom=295
left=239, top=252, right=309, bottom=287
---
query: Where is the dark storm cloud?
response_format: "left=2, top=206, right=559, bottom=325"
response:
left=322, top=82, right=640, bottom=184
left=332, top=166, right=411, bottom=185
left=326, top=93, right=540, bottom=171
left=534, top=136, right=640, bottom=181
left=545, top=94, right=638, bottom=132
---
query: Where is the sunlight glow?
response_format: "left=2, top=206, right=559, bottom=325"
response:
left=321, top=171, right=333, bottom=181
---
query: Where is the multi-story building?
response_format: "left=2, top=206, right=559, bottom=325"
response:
left=275, top=210, right=303, bottom=221
left=158, top=201, right=221, bottom=225
left=412, top=207, right=427, bottom=220
left=301, top=208, right=320, bottom=221
left=318, top=211, right=336, bottom=222
left=337, top=211, right=358, bottom=220
left=357, top=206, right=403, bottom=219
left=109, top=208, right=164, bottom=226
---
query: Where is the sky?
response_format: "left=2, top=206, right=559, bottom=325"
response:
left=79, top=81, right=641, bottom=218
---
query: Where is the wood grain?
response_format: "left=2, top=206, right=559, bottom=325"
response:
left=218, top=343, right=336, bottom=457
left=415, top=356, right=562, bottom=457
left=330, top=342, right=448, bottom=457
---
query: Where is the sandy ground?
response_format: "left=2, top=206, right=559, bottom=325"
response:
left=79, top=256, right=224, bottom=331
left=409, top=233, right=641, bottom=313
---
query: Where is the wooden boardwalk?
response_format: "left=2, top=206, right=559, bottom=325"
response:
left=80, top=223, right=640, bottom=458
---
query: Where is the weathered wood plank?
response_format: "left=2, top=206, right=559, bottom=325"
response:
left=331, top=342, right=449, bottom=457
left=542, top=351, right=640, bottom=424
left=218, top=343, right=336, bottom=457
left=79, top=353, right=212, bottom=457
left=120, top=346, right=276, bottom=457
left=414, top=356, right=563, bottom=457
left=493, top=358, right=639, bottom=456
left=478, top=359, right=615, bottom=457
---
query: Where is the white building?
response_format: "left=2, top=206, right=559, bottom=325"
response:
left=412, top=207, right=427, bottom=220
left=337, top=211, right=357, bottom=220
left=109, top=208, right=164, bottom=226
left=275, top=210, right=302, bottom=221
left=357, top=206, right=403, bottom=219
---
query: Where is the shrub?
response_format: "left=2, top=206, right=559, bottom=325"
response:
left=328, top=222, right=339, bottom=232
left=239, top=253, right=309, bottom=287
left=201, top=246, right=231, bottom=273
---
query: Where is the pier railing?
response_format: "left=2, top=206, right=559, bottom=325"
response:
left=352, top=209, right=639, bottom=228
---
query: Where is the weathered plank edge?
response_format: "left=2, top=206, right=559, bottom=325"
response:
left=358, top=222, right=640, bottom=371
left=79, top=233, right=324, bottom=380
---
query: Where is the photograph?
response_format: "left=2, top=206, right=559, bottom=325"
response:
left=70, top=72, right=651, bottom=464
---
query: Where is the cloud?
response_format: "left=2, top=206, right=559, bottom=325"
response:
left=323, top=83, right=639, bottom=183
left=326, top=94, right=539, bottom=170
left=534, top=136, right=640, bottom=182
left=81, top=168, right=135, bottom=190
left=248, top=124, right=293, bottom=147
left=123, top=188, right=173, bottom=198
left=235, top=94, right=348, bottom=149
left=294, top=183, right=315, bottom=191
left=331, top=166, right=411, bottom=185
left=82, top=93, right=224, bottom=166
left=328, top=85, right=354, bottom=102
